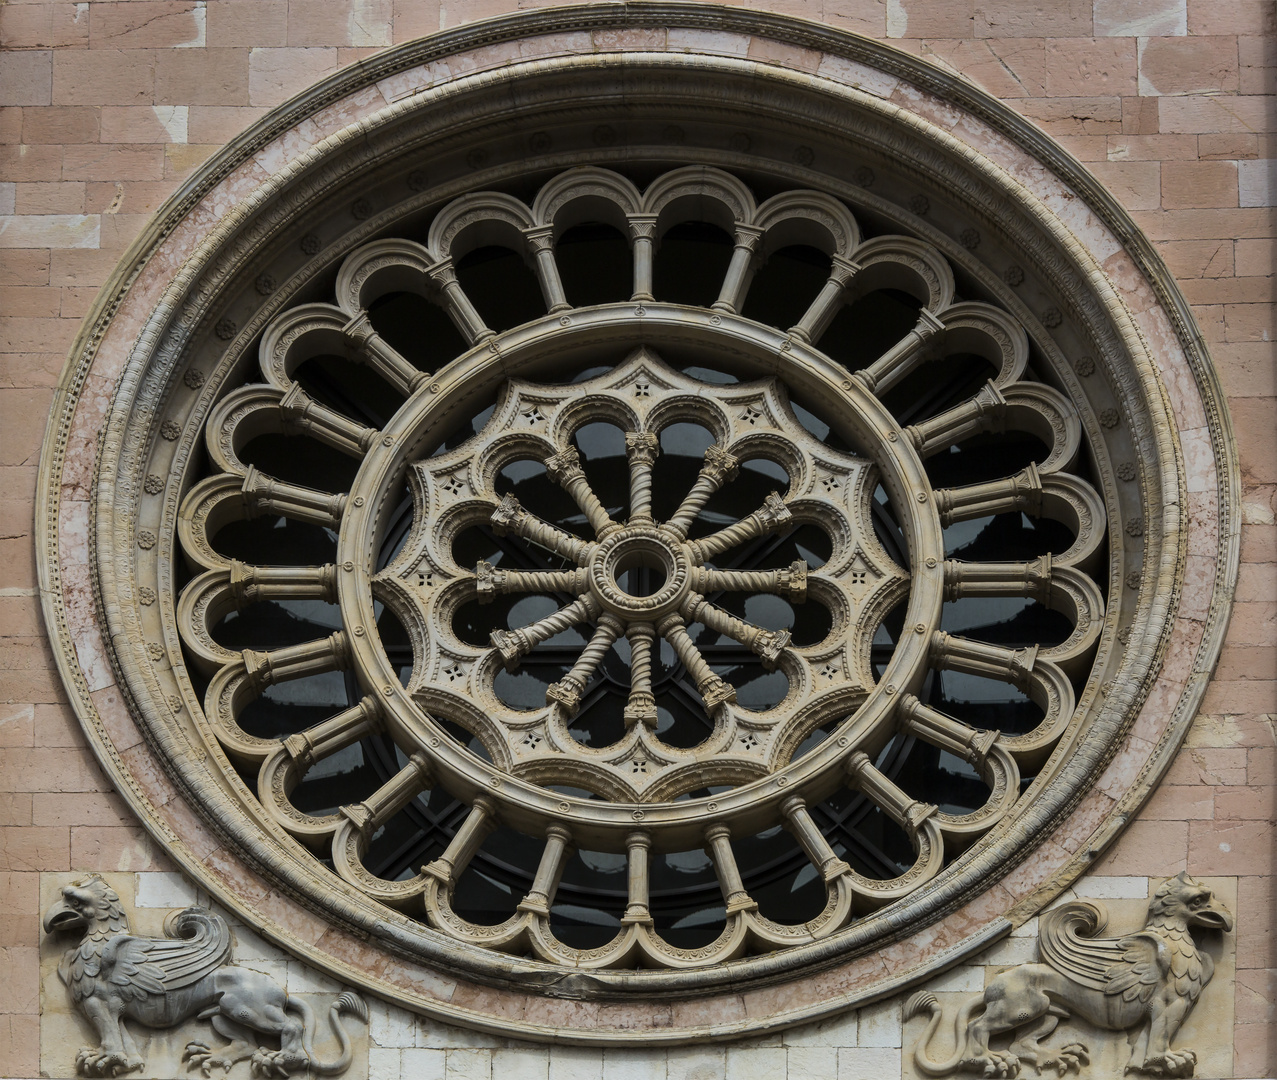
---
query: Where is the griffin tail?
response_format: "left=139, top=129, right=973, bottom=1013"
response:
left=291, top=991, right=369, bottom=1076
left=903, top=990, right=982, bottom=1077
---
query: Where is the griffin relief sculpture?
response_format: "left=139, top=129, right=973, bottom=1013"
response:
left=904, top=873, right=1233, bottom=1079
left=43, top=875, right=368, bottom=1078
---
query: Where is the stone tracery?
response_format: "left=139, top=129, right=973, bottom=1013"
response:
left=174, top=166, right=1107, bottom=970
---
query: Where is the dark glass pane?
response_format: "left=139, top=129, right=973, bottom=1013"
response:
left=653, top=221, right=733, bottom=307
left=556, top=223, right=632, bottom=306
left=367, top=290, right=466, bottom=372
left=741, top=244, right=830, bottom=332
left=455, top=245, right=545, bottom=332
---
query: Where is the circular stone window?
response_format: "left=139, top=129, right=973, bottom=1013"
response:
left=40, top=7, right=1238, bottom=1042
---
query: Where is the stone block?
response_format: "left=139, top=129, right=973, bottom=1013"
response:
left=1042, top=38, right=1138, bottom=97
left=0, top=826, right=67, bottom=871
left=1157, top=238, right=1234, bottom=278
left=0, top=50, right=52, bottom=107
left=53, top=50, right=156, bottom=107
left=90, top=2, right=206, bottom=49
left=974, top=0, right=1091, bottom=37
left=1239, top=159, right=1276, bottom=207
left=187, top=104, right=268, bottom=142
left=14, top=181, right=87, bottom=214
left=839, top=1045, right=902, bottom=1078
left=248, top=46, right=339, bottom=106
left=724, top=1044, right=785, bottom=1080
left=100, top=105, right=188, bottom=144
left=493, top=1047, right=549, bottom=1080
left=1159, top=95, right=1271, bottom=134
left=0, top=214, right=98, bottom=249
left=1139, top=35, right=1240, bottom=96
left=134, top=870, right=200, bottom=908
left=21, top=105, right=99, bottom=144
left=856, top=999, right=903, bottom=1047
left=1187, top=0, right=1275, bottom=34
left=548, top=1046, right=605, bottom=1080
left=1095, top=0, right=1186, bottom=35
left=782, top=1005, right=858, bottom=1046
left=154, top=48, right=250, bottom=105
left=286, top=0, right=393, bottom=46
left=70, top=825, right=171, bottom=872
left=0, top=1013, right=40, bottom=1080
left=1087, top=160, right=1161, bottom=211
left=207, top=0, right=288, bottom=46
left=446, top=1047, right=493, bottom=1080
left=1162, top=161, right=1239, bottom=209
left=403, top=1047, right=448, bottom=1078
left=787, top=1046, right=838, bottom=1076
left=885, top=0, right=974, bottom=39
left=667, top=1044, right=726, bottom=1079
left=369, top=997, right=417, bottom=1047
left=0, top=4, right=89, bottom=49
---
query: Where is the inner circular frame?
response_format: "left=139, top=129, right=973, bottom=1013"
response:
left=338, top=305, right=943, bottom=852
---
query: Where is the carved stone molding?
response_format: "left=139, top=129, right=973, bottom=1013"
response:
left=35, top=5, right=1237, bottom=1043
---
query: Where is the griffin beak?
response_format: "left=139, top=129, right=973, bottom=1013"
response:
left=43, top=896, right=85, bottom=934
left=1195, top=899, right=1234, bottom=932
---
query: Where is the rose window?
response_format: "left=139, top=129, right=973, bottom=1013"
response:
left=174, top=166, right=1106, bottom=969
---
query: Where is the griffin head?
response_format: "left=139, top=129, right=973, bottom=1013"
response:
left=42, top=874, right=129, bottom=937
left=1149, top=871, right=1234, bottom=932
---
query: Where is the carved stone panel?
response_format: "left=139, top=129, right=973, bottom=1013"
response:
left=39, top=874, right=370, bottom=1080
left=902, top=876, right=1237, bottom=1080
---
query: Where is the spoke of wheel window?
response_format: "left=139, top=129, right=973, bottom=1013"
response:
left=242, top=466, right=347, bottom=528
left=930, top=631, right=1037, bottom=688
left=844, top=751, right=938, bottom=836
left=490, top=494, right=593, bottom=564
left=790, top=255, right=859, bottom=345
left=934, top=464, right=1042, bottom=526
left=625, top=432, right=659, bottom=524
left=547, top=614, right=624, bottom=716
left=944, top=555, right=1052, bottom=601
left=623, top=624, right=659, bottom=729
left=230, top=562, right=338, bottom=604
left=657, top=614, right=736, bottom=710
left=681, top=593, right=790, bottom=670
left=517, top=825, right=573, bottom=916
left=426, top=260, right=493, bottom=345
left=686, top=492, right=793, bottom=563
left=907, top=382, right=1006, bottom=459
left=474, top=561, right=589, bottom=602
left=342, top=310, right=430, bottom=396
left=491, top=594, right=600, bottom=670
left=545, top=446, right=619, bottom=538
left=523, top=228, right=571, bottom=314
left=712, top=225, right=764, bottom=315
left=780, top=796, right=852, bottom=882
left=423, top=796, right=497, bottom=888
left=243, top=632, right=351, bottom=692
left=689, top=563, right=807, bottom=601
left=853, top=309, right=946, bottom=397
left=664, top=445, right=739, bottom=540
left=623, top=830, right=654, bottom=924
left=705, top=825, right=756, bottom=914
left=279, top=384, right=380, bottom=458
left=898, top=694, right=998, bottom=766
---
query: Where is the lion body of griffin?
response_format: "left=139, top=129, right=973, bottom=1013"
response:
left=43, top=875, right=368, bottom=1078
left=903, top=873, right=1233, bottom=1079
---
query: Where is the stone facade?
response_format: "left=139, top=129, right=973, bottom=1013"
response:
left=1, top=2, right=1273, bottom=1079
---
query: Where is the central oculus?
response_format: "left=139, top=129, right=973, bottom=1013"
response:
left=590, top=527, right=691, bottom=618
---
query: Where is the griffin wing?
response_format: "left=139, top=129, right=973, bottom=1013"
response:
left=98, top=908, right=232, bottom=1001
left=1038, top=900, right=1169, bottom=1005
